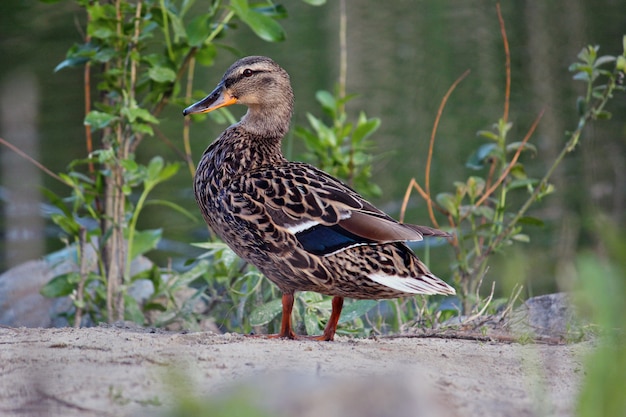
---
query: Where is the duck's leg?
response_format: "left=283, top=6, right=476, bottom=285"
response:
left=316, top=296, right=344, bottom=341
left=276, top=292, right=297, bottom=339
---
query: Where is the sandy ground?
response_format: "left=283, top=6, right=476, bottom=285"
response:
left=0, top=325, right=590, bottom=417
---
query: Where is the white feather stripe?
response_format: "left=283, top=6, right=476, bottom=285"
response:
left=285, top=211, right=352, bottom=234
left=368, top=273, right=456, bottom=295
left=286, top=220, right=321, bottom=234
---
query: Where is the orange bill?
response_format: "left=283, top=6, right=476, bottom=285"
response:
left=183, top=83, right=237, bottom=116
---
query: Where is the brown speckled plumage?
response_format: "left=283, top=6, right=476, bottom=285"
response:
left=184, top=56, right=455, bottom=341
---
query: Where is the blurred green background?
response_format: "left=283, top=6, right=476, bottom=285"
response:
left=0, top=0, right=624, bottom=297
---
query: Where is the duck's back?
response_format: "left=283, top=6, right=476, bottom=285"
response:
left=194, top=135, right=453, bottom=298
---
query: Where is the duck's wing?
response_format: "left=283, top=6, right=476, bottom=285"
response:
left=236, top=163, right=449, bottom=257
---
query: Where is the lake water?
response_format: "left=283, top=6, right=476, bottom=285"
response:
left=1, top=0, right=624, bottom=295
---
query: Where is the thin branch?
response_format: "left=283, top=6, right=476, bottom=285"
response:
left=471, top=109, right=545, bottom=210
left=425, top=69, right=471, bottom=226
left=0, top=137, right=66, bottom=185
left=399, top=178, right=448, bottom=225
left=182, top=57, right=197, bottom=177
left=462, top=281, right=495, bottom=325
left=338, top=0, right=347, bottom=110
left=496, top=2, right=511, bottom=123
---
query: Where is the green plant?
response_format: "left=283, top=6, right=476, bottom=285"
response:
left=295, top=89, right=382, bottom=198
left=575, top=217, right=626, bottom=417
left=37, top=0, right=320, bottom=326
left=401, top=7, right=626, bottom=318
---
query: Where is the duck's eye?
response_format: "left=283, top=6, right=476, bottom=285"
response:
left=243, top=69, right=254, bottom=77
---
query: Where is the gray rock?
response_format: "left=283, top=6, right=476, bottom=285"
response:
left=508, top=293, right=584, bottom=340
left=0, top=243, right=152, bottom=328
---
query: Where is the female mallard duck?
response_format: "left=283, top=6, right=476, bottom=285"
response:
left=184, top=56, right=455, bottom=341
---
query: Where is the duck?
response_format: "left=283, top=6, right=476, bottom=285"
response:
left=183, top=56, right=455, bottom=341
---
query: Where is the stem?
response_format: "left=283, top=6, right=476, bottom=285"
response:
left=338, top=0, right=347, bottom=113
left=471, top=110, right=544, bottom=211
left=425, top=69, right=471, bottom=228
left=472, top=72, right=618, bottom=273
left=159, top=0, right=175, bottom=62
left=74, top=228, right=88, bottom=328
left=124, top=181, right=154, bottom=284
left=496, top=2, right=510, bottom=123
left=183, top=57, right=197, bottom=177
left=152, top=10, right=235, bottom=117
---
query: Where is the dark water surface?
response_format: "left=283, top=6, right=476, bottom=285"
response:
left=1, top=1, right=624, bottom=294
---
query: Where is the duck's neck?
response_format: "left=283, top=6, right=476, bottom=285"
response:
left=239, top=103, right=293, bottom=139
left=197, top=102, right=293, bottom=188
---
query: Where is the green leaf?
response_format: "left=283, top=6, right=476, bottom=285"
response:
left=170, top=260, right=210, bottom=290
left=315, top=90, right=336, bottom=113
left=40, top=273, right=77, bottom=298
left=508, top=177, right=534, bottom=191
left=186, top=13, right=211, bottom=47
left=191, top=241, right=231, bottom=251
left=474, top=206, right=494, bottom=220
left=50, top=213, right=81, bottom=235
left=466, top=143, right=498, bottom=170
left=237, top=9, right=285, bottom=42
left=121, top=107, right=159, bottom=124
left=618, top=56, right=626, bottom=72
left=301, top=0, right=326, bottom=5
left=509, top=163, right=527, bottom=180
left=594, top=110, right=612, bottom=120
left=506, top=141, right=537, bottom=155
left=253, top=4, right=288, bottom=19
left=436, top=193, right=458, bottom=217
left=84, top=111, right=117, bottom=130
left=132, top=123, right=154, bottom=136
left=338, top=300, right=377, bottom=324
left=120, top=158, right=138, bottom=172
left=41, top=188, right=72, bottom=218
left=352, top=114, right=380, bottom=145
left=168, top=11, right=187, bottom=41
left=124, top=294, right=145, bottom=324
left=148, top=66, right=177, bottom=83
left=195, top=44, right=217, bottom=66
left=594, top=55, right=616, bottom=67
left=307, top=113, right=336, bottom=146
left=144, top=199, right=198, bottom=222
left=87, top=19, right=116, bottom=40
left=249, top=298, right=283, bottom=326
left=93, top=47, right=116, bottom=63
left=55, top=57, right=89, bottom=72
left=466, top=176, right=485, bottom=201
left=476, top=130, right=500, bottom=142
left=146, top=156, right=165, bottom=182
left=517, top=216, right=545, bottom=227
left=573, top=71, right=590, bottom=82
left=156, top=162, right=179, bottom=182
left=129, top=229, right=162, bottom=259
left=511, top=234, right=530, bottom=243
left=304, top=311, right=321, bottom=335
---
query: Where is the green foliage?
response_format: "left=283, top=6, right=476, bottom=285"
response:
left=296, top=89, right=382, bottom=197
left=40, top=0, right=316, bottom=326
left=415, top=39, right=626, bottom=316
left=575, top=218, right=626, bottom=417
left=40, top=0, right=626, bottom=345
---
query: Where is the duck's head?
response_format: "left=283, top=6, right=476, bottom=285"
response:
left=183, top=56, right=294, bottom=138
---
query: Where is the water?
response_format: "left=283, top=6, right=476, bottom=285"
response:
left=1, top=0, right=624, bottom=294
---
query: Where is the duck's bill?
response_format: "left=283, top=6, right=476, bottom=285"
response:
left=183, top=84, right=237, bottom=116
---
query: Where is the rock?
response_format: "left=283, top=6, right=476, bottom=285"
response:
left=0, top=243, right=152, bottom=328
left=508, top=293, right=585, bottom=340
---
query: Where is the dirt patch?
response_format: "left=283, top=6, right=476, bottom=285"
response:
left=0, top=325, right=590, bottom=417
